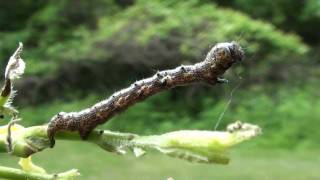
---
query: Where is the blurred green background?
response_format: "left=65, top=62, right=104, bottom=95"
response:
left=0, top=0, right=319, bottom=179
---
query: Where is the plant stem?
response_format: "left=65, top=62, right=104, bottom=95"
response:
left=0, top=166, right=53, bottom=180
left=0, top=121, right=261, bottom=179
left=0, top=121, right=261, bottom=161
left=0, top=125, right=137, bottom=157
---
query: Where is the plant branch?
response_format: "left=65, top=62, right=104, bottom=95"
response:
left=0, top=165, right=79, bottom=180
left=0, top=121, right=260, bottom=163
left=0, top=165, right=52, bottom=180
left=47, top=42, right=244, bottom=145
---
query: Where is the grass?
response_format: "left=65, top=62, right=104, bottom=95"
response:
left=1, top=141, right=319, bottom=180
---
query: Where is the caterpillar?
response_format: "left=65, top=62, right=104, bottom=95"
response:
left=47, top=42, right=244, bottom=147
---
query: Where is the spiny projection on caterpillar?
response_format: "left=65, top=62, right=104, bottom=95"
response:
left=47, top=42, right=244, bottom=147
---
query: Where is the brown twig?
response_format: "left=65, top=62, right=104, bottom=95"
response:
left=47, top=42, right=244, bottom=147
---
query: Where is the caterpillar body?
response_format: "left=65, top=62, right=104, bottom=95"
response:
left=47, top=42, right=244, bottom=147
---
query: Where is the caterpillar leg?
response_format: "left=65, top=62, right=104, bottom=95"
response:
left=6, top=115, right=21, bottom=153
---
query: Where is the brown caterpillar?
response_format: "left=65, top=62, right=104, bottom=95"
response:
left=47, top=42, right=244, bottom=147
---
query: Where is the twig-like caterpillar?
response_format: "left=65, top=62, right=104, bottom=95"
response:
left=47, top=42, right=244, bottom=147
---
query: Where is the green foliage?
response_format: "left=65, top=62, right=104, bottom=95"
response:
left=93, top=0, right=307, bottom=60
left=0, top=0, right=120, bottom=75
left=78, top=0, right=308, bottom=83
left=0, top=0, right=47, bottom=31
left=0, top=0, right=308, bottom=77
left=211, top=0, right=320, bottom=44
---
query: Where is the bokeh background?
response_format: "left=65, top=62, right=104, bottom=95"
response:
left=0, top=0, right=319, bottom=179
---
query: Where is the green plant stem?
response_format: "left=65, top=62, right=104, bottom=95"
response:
left=0, top=125, right=137, bottom=157
left=0, top=166, right=53, bottom=180
left=0, top=122, right=260, bottom=179
left=0, top=121, right=261, bottom=160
